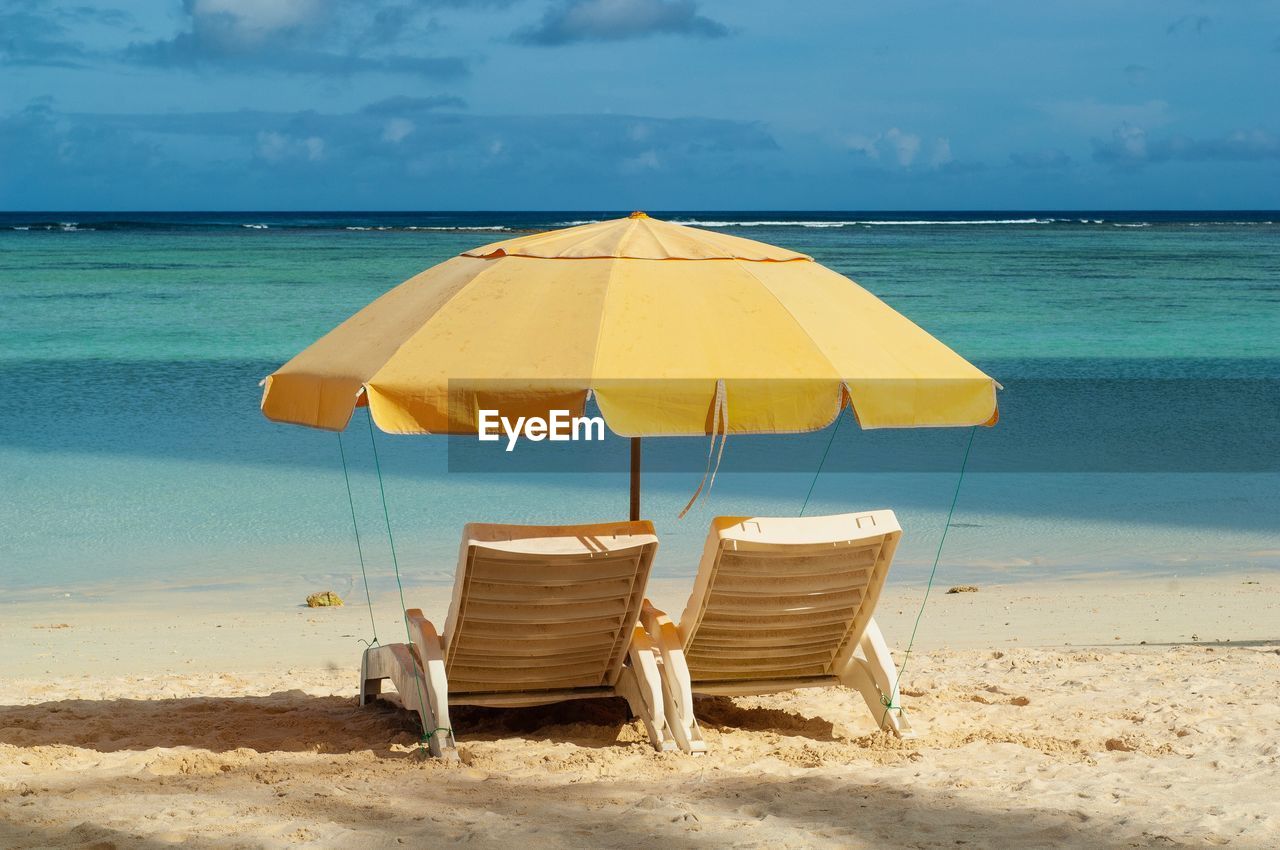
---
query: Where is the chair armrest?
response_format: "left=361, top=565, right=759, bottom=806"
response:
left=640, top=598, right=675, bottom=636
left=405, top=608, right=446, bottom=662
left=638, top=599, right=694, bottom=721
left=404, top=608, right=452, bottom=740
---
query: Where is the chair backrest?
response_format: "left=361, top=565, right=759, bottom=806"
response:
left=677, top=511, right=901, bottom=684
left=442, top=520, right=658, bottom=695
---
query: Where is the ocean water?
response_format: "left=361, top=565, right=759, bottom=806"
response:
left=2, top=211, right=1278, bottom=600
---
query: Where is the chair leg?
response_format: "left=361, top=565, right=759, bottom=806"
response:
left=837, top=618, right=916, bottom=738
left=405, top=609, right=459, bottom=760
left=415, top=662, right=458, bottom=759
left=618, top=628, right=678, bottom=752
left=360, top=613, right=460, bottom=760
left=359, top=646, right=384, bottom=706
left=640, top=602, right=706, bottom=755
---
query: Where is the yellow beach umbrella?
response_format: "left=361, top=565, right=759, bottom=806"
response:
left=261, top=213, right=998, bottom=515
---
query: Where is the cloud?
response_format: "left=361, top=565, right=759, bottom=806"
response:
left=256, top=130, right=325, bottom=162
left=926, top=136, right=953, bottom=168
left=844, top=128, right=958, bottom=169
left=620, top=149, right=661, bottom=172
left=1092, top=124, right=1280, bottom=168
left=514, top=0, right=729, bottom=46
left=122, top=0, right=471, bottom=78
left=1122, top=64, right=1148, bottom=85
left=1094, top=123, right=1149, bottom=165
left=361, top=95, right=468, bottom=115
left=1166, top=15, right=1211, bottom=36
left=0, top=10, right=91, bottom=67
left=883, top=128, right=920, bottom=166
left=125, top=38, right=468, bottom=77
left=187, top=0, right=328, bottom=47
left=0, top=98, right=165, bottom=187
left=381, top=117, right=415, bottom=143
left=0, top=98, right=779, bottom=206
left=0, top=3, right=140, bottom=68
left=1009, top=148, right=1073, bottom=169
left=845, top=130, right=910, bottom=165
left=56, top=5, right=135, bottom=28
left=1041, top=98, right=1170, bottom=135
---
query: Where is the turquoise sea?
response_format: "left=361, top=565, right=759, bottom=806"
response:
left=2, top=212, right=1278, bottom=601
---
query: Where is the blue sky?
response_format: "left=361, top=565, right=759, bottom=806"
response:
left=2, top=0, right=1278, bottom=209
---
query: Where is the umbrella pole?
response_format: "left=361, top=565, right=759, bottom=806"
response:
left=630, top=437, right=641, bottom=521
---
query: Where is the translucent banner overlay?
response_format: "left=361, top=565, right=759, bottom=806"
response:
left=442, top=377, right=1280, bottom=473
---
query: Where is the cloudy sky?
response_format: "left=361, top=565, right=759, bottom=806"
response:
left=2, top=0, right=1278, bottom=209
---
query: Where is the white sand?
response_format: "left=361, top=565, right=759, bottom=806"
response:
left=2, top=572, right=1278, bottom=848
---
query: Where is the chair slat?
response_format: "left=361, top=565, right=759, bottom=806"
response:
left=710, top=568, right=871, bottom=593
left=678, top=513, right=899, bottom=684
left=443, top=521, right=657, bottom=696
left=703, top=588, right=864, bottom=614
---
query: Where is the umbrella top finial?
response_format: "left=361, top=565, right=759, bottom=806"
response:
left=628, top=210, right=649, bottom=219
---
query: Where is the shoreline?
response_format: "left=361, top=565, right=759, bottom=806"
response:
left=4, top=570, right=1276, bottom=679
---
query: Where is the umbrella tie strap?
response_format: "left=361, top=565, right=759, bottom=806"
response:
left=799, top=405, right=846, bottom=516
left=678, top=380, right=728, bottom=519
left=338, top=430, right=379, bottom=648
left=366, top=412, right=433, bottom=753
left=879, top=425, right=977, bottom=729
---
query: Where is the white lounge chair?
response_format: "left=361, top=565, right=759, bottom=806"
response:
left=642, top=510, right=914, bottom=753
left=359, top=520, right=677, bottom=759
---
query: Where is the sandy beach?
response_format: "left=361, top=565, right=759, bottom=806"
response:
left=4, top=573, right=1277, bottom=848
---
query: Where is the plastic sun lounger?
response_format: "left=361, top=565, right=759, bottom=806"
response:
left=358, top=520, right=677, bottom=759
left=642, top=510, right=915, bottom=753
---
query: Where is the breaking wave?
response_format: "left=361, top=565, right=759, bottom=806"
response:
left=5, top=213, right=1277, bottom=234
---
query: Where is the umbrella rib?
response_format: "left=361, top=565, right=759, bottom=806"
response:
left=729, top=258, right=847, bottom=418
left=640, top=217, right=683, bottom=260
left=361, top=258, right=510, bottom=433
left=732, top=259, right=962, bottom=426
left=585, top=255, right=623, bottom=422
left=731, top=258, right=837, bottom=368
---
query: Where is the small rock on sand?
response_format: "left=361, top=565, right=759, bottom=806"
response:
left=947, top=585, right=980, bottom=594
left=305, top=591, right=344, bottom=608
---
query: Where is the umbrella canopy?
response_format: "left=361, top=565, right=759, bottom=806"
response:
left=260, top=213, right=998, bottom=436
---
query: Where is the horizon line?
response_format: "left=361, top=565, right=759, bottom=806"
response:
left=4, top=208, right=1280, bottom=215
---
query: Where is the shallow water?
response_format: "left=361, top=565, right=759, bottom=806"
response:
left=2, top=212, right=1277, bottom=597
